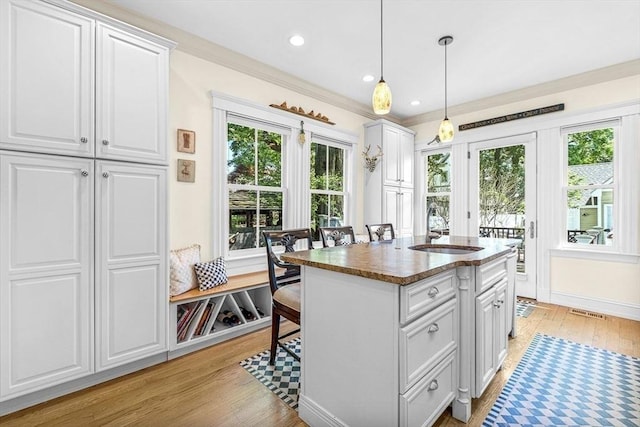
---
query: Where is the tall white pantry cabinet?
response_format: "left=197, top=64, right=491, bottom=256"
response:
left=364, top=120, right=416, bottom=237
left=0, top=0, right=174, bottom=409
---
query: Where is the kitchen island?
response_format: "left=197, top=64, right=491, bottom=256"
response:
left=281, top=235, right=517, bottom=427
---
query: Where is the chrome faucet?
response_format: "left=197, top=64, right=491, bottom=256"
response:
left=426, top=202, right=442, bottom=243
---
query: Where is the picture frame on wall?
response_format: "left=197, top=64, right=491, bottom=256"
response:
left=177, top=159, right=195, bottom=182
left=177, top=129, right=196, bottom=153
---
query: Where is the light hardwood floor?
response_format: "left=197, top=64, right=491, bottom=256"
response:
left=2, top=302, right=639, bottom=427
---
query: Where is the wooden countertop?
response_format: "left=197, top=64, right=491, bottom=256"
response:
left=281, top=235, right=518, bottom=285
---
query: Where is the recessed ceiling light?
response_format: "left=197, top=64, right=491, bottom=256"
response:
left=289, top=35, right=305, bottom=47
left=362, top=74, right=375, bottom=82
left=410, top=100, right=421, bottom=106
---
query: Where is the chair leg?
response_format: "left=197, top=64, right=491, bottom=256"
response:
left=269, top=312, right=280, bottom=364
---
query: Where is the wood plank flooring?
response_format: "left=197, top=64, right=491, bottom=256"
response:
left=1, top=302, right=639, bottom=427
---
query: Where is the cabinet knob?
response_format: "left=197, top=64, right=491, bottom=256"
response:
left=428, top=380, right=439, bottom=391
left=427, top=287, right=439, bottom=298
left=494, top=302, right=501, bottom=308
left=80, top=137, right=88, bottom=143
left=102, top=172, right=109, bottom=178
left=427, top=323, right=439, bottom=333
left=81, top=170, right=89, bottom=177
left=102, top=139, right=109, bottom=145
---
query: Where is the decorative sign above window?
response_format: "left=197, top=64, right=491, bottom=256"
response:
left=459, top=103, right=564, bottom=131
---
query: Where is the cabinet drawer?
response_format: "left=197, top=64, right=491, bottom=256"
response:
left=476, top=256, right=507, bottom=294
left=399, top=350, right=456, bottom=427
left=401, top=270, right=456, bottom=325
left=399, top=297, right=457, bottom=393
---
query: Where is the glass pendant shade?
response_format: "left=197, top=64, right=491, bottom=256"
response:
left=372, top=79, right=392, bottom=115
left=438, top=117, right=454, bottom=142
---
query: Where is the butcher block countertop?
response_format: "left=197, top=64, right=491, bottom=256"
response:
left=281, top=235, right=518, bottom=285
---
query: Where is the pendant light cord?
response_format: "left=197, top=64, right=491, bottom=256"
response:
left=444, top=39, right=448, bottom=119
left=380, top=0, right=384, bottom=80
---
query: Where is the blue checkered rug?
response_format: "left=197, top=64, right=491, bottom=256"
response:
left=240, top=338, right=301, bottom=409
left=483, top=334, right=640, bottom=426
left=516, top=299, right=536, bottom=318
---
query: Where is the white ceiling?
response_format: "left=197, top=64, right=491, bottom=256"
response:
left=106, top=0, right=640, bottom=121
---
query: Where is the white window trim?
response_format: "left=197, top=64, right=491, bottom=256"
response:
left=560, top=120, right=619, bottom=252
left=210, top=91, right=357, bottom=274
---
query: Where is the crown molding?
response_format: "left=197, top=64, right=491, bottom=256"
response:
left=69, top=1, right=640, bottom=129
left=401, top=59, right=640, bottom=128
left=70, top=0, right=403, bottom=125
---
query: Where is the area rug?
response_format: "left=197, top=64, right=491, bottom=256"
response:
left=516, top=299, right=536, bottom=318
left=240, top=337, right=301, bottom=409
left=483, top=334, right=640, bottom=426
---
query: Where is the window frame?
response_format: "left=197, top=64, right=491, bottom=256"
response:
left=308, top=135, right=352, bottom=244
left=421, top=147, right=452, bottom=235
left=561, top=119, right=619, bottom=251
left=211, top=92, right=357, bottom=273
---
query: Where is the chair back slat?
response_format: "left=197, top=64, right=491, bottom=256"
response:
left=319, top=226, right=356, bottom=248
left=365, top=223, right=395, bottom=241
left=262, top=228, right=314, bottom=295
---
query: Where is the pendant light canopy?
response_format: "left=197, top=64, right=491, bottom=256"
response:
left=372, top=0, right=391, bottom=115
left=437, top=35, right=454, bottom=142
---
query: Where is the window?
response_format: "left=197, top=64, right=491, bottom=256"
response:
left=310, top=139, right=346, bottom=241
left=227, top=122, right=285, bottom=252
left=563, top=122, right=616, bottom=247
left=425, top=151, right=451, bottom=233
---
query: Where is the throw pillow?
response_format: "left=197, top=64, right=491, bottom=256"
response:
left=169, top=244, right=201, bottom=296
left=194, top=257, right=228, bottom=291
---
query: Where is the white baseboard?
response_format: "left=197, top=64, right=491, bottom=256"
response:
left=550, top=291, right=640, bottom=321
left=0, top=353, right=167, bottom=416
left=298, top=394, right=348, bottom=427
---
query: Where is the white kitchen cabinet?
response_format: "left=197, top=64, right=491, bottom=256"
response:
left=474, top=277, right=508, bottom=397
left=0, top=0, right=170, bottom=164
left=95, top=162, right=167, bottom=370
left=299, top=267, right=458, bottom=427
left=0, top=152, right=94, bottom=399
left=0, top=0, right=173, bottom=412
left=95, top=24, right=168, bottom=164
left=0, top=0, right=94, bottom=157
left=364, top=120, right=416, bottom=237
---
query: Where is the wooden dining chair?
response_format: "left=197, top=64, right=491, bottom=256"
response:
left=262, top=228, right=314, bottom=364
left=319, top=226, right=356, bottom=248
left=365, top=223, right=395, bottom=241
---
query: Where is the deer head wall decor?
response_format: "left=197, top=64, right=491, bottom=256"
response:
left=363, top=144, right=383, bottom=172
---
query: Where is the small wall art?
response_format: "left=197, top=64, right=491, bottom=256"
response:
left=177, top=159, right=195, bottom=182
left=177, top=129, right=196, bottom=153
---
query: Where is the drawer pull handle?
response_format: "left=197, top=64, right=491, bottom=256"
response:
left=428, top=323, right=439, bottom=333
left=427, top=287, right=439, bottom=298
left=428, top=380, right=439, bottom=391
left=102, top=139, right=109, bottom=145
left=80, top=137, right=87, bottom=143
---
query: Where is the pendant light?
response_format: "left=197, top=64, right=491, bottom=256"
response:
left=437, top=35, right=454, bottom=142
left=372, top=0, right=392, bottom=115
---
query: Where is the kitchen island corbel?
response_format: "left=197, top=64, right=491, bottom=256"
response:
left=282, top=235, right=517, bottom=427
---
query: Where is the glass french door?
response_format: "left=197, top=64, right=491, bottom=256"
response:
left=469, top=133, right=537, bottom=299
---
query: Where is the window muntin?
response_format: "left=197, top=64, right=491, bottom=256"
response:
left=425, top=152, right=451, bottom=233
left=310, top=141, right=346, bottom=241
left=564, top=125, right=616, bottom=247
left=227, top=122, right=284, bottom=251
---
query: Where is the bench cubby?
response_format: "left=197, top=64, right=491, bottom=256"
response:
left=169, top=271, right=272, bottom=358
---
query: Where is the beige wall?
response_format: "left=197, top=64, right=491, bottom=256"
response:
left=550, top=257, right=640, bottom=306
left=169, top=50, right=371, bottom=260
left=410, top=74, right=640, bottom=143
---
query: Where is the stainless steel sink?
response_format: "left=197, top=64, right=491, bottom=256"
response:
left=408, top=244, right=483, bottom=255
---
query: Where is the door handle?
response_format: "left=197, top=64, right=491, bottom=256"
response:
left=529, top=221, right=535, bottom=239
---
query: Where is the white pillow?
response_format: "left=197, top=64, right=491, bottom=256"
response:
left=169, top=244, right=201, bottom=296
